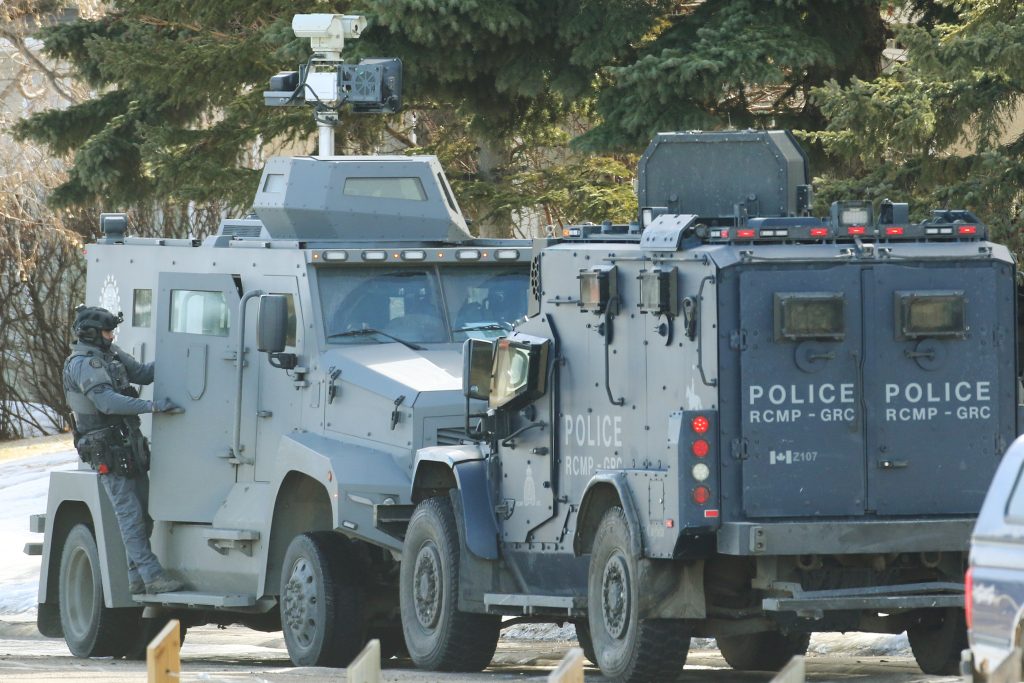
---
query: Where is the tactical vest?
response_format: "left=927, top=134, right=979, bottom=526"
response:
left=63, top=343, right=134, bottom=435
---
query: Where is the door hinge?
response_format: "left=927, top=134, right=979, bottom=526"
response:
left=731, top=438, right=749, bottom=460
left=730, top=329, right=747, bottom=351
left=327, top=367, right=341, bottom=404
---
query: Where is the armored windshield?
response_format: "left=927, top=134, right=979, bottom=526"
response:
left=319, top=265, right=527, bottom=344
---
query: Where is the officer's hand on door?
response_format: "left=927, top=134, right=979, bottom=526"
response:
left=152, top=398, right=185, bottom=414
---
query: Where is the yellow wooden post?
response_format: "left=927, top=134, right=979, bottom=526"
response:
left=547, top=647, right=584, bottom=683
left=346, top=638, right=381, bottom=683
left=147, top=619, right=181, bottom=683
left=770, top=655, right=806, bottom=683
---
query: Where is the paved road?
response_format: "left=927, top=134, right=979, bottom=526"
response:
left=0, top=620, right=961, bottom=682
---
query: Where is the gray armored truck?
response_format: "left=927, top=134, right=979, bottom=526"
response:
left=397, top=131, right=1019, bottom=681
left=27, top=100, right=535, bottom=674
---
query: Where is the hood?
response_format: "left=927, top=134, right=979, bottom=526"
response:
left=323, top=343, right=464, bottom=400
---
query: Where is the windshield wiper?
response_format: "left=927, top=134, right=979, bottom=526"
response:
left=451, top=322, right=512, bottom=334
left=326, top=328, right=424, bottom=351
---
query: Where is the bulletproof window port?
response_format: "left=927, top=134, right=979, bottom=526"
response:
left=774, top=293, right=845, bottom=341
left=132, top=289, right=152, bottom=328
left=343, top=177, right=426, bottom=201
left=262, top=173, right=285, bottom=193
left=895, top=291, right=966, bottom=340
left=170, top=289, right=230, bottom=337
left=639, top=268, right=678, bottom=316
left=579, top=266, right=618, bottom=314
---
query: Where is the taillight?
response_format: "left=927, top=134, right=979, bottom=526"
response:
left=885, top=226, right=904, bottom=236
left=959, top=225, right=977, bottom=235
left=691, top=416, right=709, bottom=434
left=810, top=227, right=829, bottom=237
left=693, top=486, right=711, bottom=505
left=736, top=229, right=755, bottom=238
left=965, top=567, right=973, bottom=629
left=847, top=226, right=866, bottom=236
left=692, top=439, right=709, bottom=457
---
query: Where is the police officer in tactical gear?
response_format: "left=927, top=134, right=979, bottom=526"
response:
left=63, top=305, right=185, bottom=594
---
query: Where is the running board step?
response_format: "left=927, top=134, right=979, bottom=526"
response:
left=484, top=593, right=585, bottom=616
left=133, top=591, right=256, bottom=608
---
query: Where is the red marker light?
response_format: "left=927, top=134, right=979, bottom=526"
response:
left=719, top=229, right=730, bottom=239
left=737, top=229, right=755, bottom=238
left=692, top=439, right=709, bottom=457
left=847, top=226, right=866, bottom=236
left=704, top=509, right=720, bottom=518
left=691, top=416, right=709, bottom=434
left=959, top=225, right=978, bottom=235
left=810, top=227, right=829, bottom=237
left=664, top=519, right=674, bottom=528
left=965, top=567, right=974, bottom=629
left=98, top=464, right=109, bottom=475
left=885, top=226, right=904, bottom=236
left=693, top=486, right=711, bottom=505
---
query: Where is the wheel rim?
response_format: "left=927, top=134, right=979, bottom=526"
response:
left=601, top=553, right=630, bottom=640
left=282, top=556, right=320, bottom=649
left=63, top=545, right=95, bottom=640
left=412, top=541, right=443, bottom=629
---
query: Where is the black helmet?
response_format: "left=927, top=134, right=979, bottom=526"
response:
left=73, top=306, right=123, bottom=348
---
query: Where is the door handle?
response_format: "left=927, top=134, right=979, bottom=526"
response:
left=878, top=460, right=908, bottom=470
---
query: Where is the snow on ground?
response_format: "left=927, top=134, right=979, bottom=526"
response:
left=0, top=439, right=913, bottom=658
left=0, top=448, right=77, bottom=617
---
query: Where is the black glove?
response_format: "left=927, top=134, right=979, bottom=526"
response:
left=152, top=398, right=184, bottom=414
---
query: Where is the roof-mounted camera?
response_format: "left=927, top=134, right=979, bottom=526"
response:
left=263, top=14, right=403, bottom=155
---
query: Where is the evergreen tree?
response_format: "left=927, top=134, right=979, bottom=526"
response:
left=813, top=0, right=1024, bottom=249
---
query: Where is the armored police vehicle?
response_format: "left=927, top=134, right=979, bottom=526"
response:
left=25, top=14, right=531, bottom=667
left=397, top=130, right=1019, bottom=682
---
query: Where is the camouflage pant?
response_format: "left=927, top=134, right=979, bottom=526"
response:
left=99, top=473, right=162, bottom=585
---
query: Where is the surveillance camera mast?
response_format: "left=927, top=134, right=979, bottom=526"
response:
left=264, top=14, right=403, bottom=156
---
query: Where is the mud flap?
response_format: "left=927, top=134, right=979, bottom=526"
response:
left=637, top=558, right=706, bottom=619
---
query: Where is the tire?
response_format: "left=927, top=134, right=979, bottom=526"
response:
left=587, top=507, right=690, bottom=683
left=717, top=630, right=810, bottom=671
left=573, top=619, right=597, bottom=664
left=400, top=496, right=500, bottom=671
left=279, top=532, right=365, bottom=667
left=58, top=524, right=139, bottom=657
left=123, top=616, right=188, bottom=661
left=907, top=607, right=967, bottom=675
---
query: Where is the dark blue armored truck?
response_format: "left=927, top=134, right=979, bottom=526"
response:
left=395, top=131, right=1019, bottom=681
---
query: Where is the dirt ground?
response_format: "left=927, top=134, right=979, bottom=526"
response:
left=0, top=619, right=961, bottom=683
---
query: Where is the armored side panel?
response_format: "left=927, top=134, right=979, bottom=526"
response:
left=253, top=155, right=472, bottom=242
left=637, top=130, right=808, bottom=220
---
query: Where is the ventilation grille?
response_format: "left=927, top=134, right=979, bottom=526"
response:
left=222, top=225, right=262, bottom=238
left=435, top=427, right=468, bottom=446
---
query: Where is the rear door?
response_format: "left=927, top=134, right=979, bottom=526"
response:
left=738, top=266, right=865, bottom=517
left=863, top=263, right=1014, bottom=515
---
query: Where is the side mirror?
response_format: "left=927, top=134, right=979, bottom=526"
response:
left=256, top=295, right=289, bottom=353
left=463, top=338, right=494, bottom=400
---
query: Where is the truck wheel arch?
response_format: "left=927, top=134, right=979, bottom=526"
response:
left=574, top=474, right=643, bottom=558
left=265, top=472, right=334, bottom=595
left=411, top=461, right=456, bottom=503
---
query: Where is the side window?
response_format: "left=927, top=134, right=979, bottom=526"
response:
left=169, top=290, right=230, bottom=337
left=271, top=292, right=298, bottom=347
left=132, top=289, right=152, bottom=328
